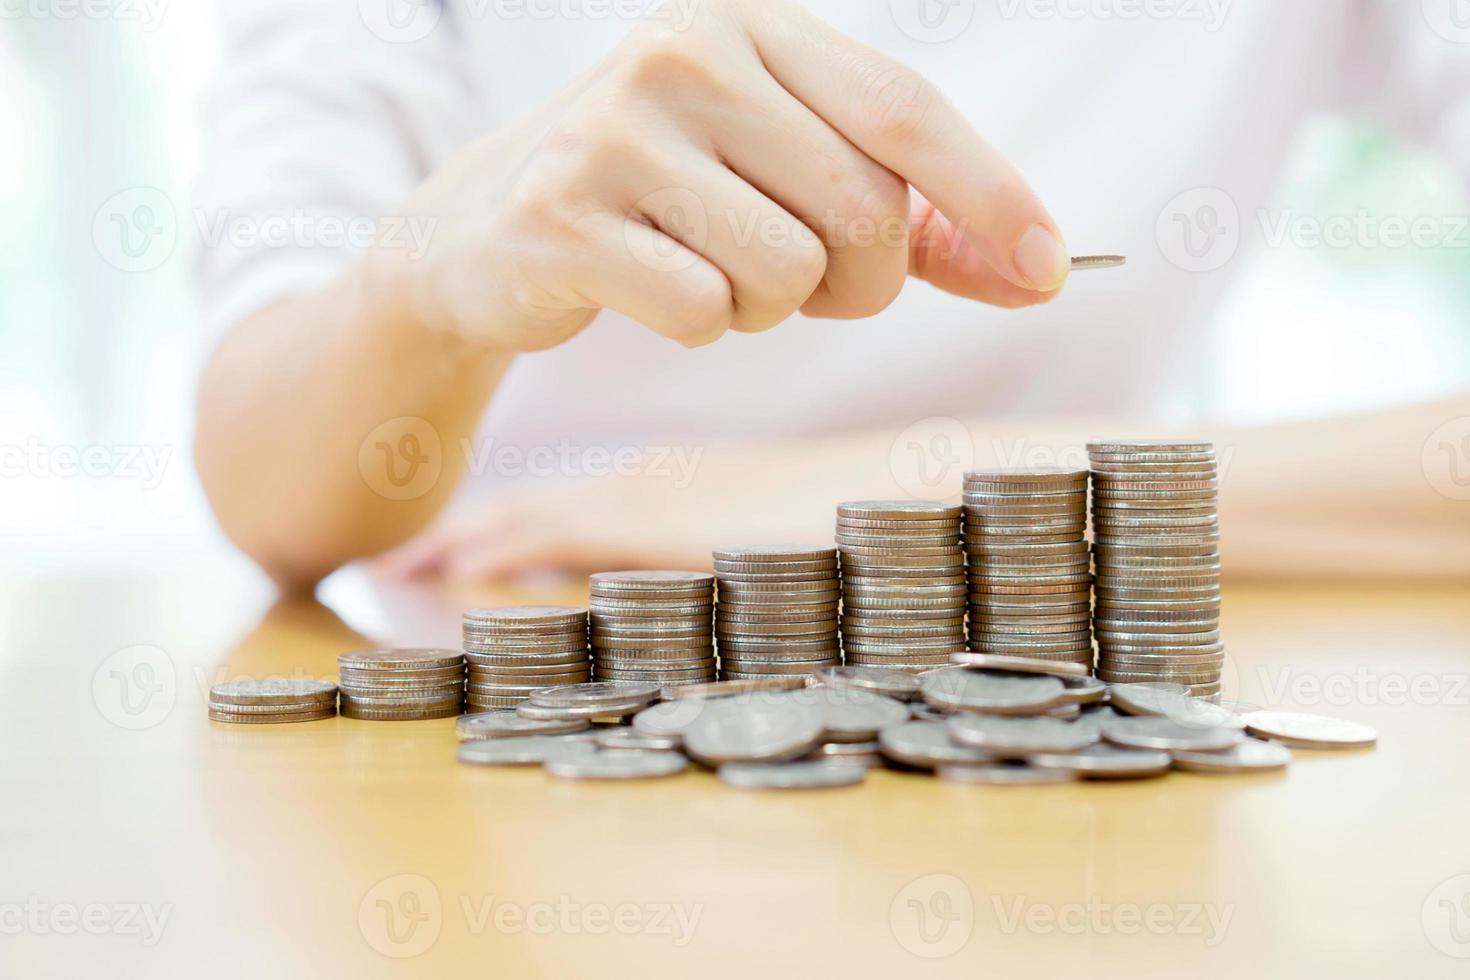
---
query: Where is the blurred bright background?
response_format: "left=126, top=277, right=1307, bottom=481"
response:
left=1, top=5, right=1467, bottom=575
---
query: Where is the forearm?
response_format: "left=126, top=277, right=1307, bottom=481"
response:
left=194, top=257, right=510, bottom=589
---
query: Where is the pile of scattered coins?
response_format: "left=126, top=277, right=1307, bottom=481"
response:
left=590, top=572, right=717, bottom=688
left=714, top=546, right=841, bottom=680
left=836, top=501, right=966, bottom=673
left=1088, top=441, right=1223, bottom=696
left=463, top=606, right=589, bottom=711
left=337, top=649, right=465, bottom=720
left=962, top=468, right=1092, bottom=667
left=452, top=657, right=1376, bottom=786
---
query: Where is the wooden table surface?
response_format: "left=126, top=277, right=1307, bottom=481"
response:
left=6, top=567, right=1470, bottom=978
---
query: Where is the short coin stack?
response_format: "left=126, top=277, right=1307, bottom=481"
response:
left=963, top=468, right=1093, bottom=671
left=207, top=679, right=338, bottom=724
left=1088, top=441, right=1223, bottom=696
left=336, top=649, right=465, bottom=720
left=462, top=606, right=590, bottom=713
left=589, top=572, right=717, bottom=689
left=836, top=501, right=966, bottom=673
left=713, top=546, right=841, bottom=680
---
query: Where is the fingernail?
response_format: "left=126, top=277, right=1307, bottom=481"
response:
left=1012, top=225, right=1070, bottom=291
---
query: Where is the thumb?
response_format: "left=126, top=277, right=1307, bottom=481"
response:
left=907, top=195, right=1068, bottom=309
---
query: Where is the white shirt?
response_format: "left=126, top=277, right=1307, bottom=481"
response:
left=197, top=0, right=1470, bottom=454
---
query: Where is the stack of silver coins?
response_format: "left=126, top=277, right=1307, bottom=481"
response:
left=713, top=546, right=841, bottom=680
left=462, top=606, right=590, bottom=713
left=336, top=649, right=465, bottom=720
left=589, top=572, right=717, bottom=688
left=836, top=501, right=966, bottom=673
left=963, top=468, right=1094, bottom=671
left=207, top=679, right=338, bottom=724
left=1088, top=441, right=1223, bottom=697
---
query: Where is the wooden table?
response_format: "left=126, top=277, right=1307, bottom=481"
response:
left=6, top=566, right=1470, bottom=978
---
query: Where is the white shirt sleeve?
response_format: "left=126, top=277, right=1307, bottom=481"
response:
left=194, top=0, right=481, bottom=349
left=1339, top=1, right=1470, bottom=179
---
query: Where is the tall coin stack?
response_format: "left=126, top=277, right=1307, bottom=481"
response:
left=462, top=606, right=591, bottom=713
left=713, top=546, right=841, bottom=680
left=337, top=649, right=466, bottom=720
left=1088, top=440, right=1223, bottom=697
left=836, top=501, right=966, bottom=673
left=589, top=572, right=717, bottom=689
left=963, top=468, right=1094, bottom=670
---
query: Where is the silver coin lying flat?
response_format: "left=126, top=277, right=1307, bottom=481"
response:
left=805, top=741, right=884, bottom=768
left=457, top=735, right=598, bottom=767
left=1241, top=711, right=1377, bottom=750
left=631, top=700, right=708, bottom=739
left=456, top=711, right=590, bottom=741
left=1058, top=675, right=1108, bottom=705
left=1172, top=739, right=1293, bottom=773
left=878, top=720, right=994, bottom=769
left=791, top=686, right=910, bottom=741
left=938, top=763, right=1078, bottom=786
left=948, top=653, right=1089, bottom=678
left=528, top=682, right=661, bottom=708
left=947, top=714, right=1099, bottom=755
left=1108, top=685, right=1243, bottom=729
left=920, top=669, right=1065, bottom=715
left=517, top=698, right=652, bottom=721
left=1029, top=743, right=1172, bottom=779
left=718, top=760, right=867, bottom=790
left=1101, top=715, right=1244, bottom=752
left=682, top=695, right=824, bottom=764
left=544, top=749, right=689, bottom=780
left=595, top=728, right=681, bottom=751
left=814, top=665, right=921, bottom=700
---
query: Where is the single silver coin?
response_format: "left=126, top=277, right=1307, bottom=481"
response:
left=595, top=728, right=682, bottom=751
left=1029, top=743, right=1173, bottom=780
left=682, top=695, right=824, bottom=764
left=718, top=760, right=867, bottom=790
left=1101, top=715, right=1245, bottom=752
left=631, top=699, right=707, bottom=739
left=528, top=682, right=660, bottom=708
left=1108, top=686, right=1243, bottom=729
left=455, top=711, right=589, bottom=741
left=947, top=714, right=1099, bottom=755
left=1241, top=711, right=1377, bottom=750
left=791, top=686, right=910, bottom=741
left=457, top=735, right=598, bottom=767
left=938, top=763, right=1078, bottom=786
left=806, top=741, right=884, bottom=768
left=1058, top=675, right=1108, bottom=705
left=1172, top=739, right=1293, bottom=773
left=544, top=750, right=689, bottom=780
left=920, top=669, right=1065, bottom=715
left=814, top=665, right=922, bottom=700
left=878, top=720, right=994, bottom=769
left=947, top=653, right=1089, bottom=678
left=516, top=698, right=652, bottom=721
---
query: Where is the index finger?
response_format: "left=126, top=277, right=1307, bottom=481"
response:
left=744, top=6, right=1071, bottom=292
